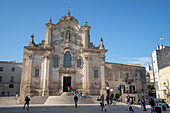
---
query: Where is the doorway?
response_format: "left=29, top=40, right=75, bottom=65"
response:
left=63, top=77, right=71, bottom=92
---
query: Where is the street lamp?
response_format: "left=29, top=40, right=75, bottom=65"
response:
left=106, top=87, right=110, bottom=96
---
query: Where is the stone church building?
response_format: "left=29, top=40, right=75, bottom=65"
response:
left=20, top=12, right=148, bottom=102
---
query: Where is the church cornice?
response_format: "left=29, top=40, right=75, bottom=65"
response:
left=24, top=46, right=53, bottom=51
left=82, top=48, right=108, bottom=53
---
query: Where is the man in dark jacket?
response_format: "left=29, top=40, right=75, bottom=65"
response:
left=74, top=95, right=78, bottom=108
left=150, top=98, right=155, bottom=113
left=23, top=96, right=30, bottom=111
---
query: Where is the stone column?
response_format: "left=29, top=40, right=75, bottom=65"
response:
left=42, top=55, right=50, bottom=96
left=26, top=54, right=34, bottom=97
left=100, top=59, right=106, bottom=96
left=82, top=56, right=90, bottom=95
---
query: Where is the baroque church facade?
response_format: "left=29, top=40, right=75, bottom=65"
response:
left=20, top=12, right=148, bottom=102
left=20, top=12, right=107, bottom=100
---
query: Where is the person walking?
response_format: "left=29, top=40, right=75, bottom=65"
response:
left=109, top=96, right=112, bottom=105
left=106, top=96, right=109, bottom=105
left=150, top=98, right=155, bottom=113
left=74, top=95, right=78, bottom=108
left=141, top=96, right=147, bottom=111
left=100, top=101, right=104, bottom=112
left=101, top=94, right=104, bottom=102
left=23, top=96, right=30, bottom=111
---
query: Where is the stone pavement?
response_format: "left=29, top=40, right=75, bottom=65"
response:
left=0, top=102, right=169, bottom=113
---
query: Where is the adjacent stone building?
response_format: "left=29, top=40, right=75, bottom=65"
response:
left=0, top=61, right=22, bottom=96
left=105, top=62, right=148, bottom=103
left=20, top=12, right=148, bottom=102
left=152, top=44, right=170, bottom=104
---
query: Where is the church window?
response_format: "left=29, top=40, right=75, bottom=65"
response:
left=94, top=70, right=98, bottom=77
left=77, top=59, right=81, bottom=67
left=64, top=51, right=72, bottom=66
left=54, top=59, right=59, bottom=67
left=35, top=69, right=39, bottom=76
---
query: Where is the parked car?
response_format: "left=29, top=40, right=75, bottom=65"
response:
left=155, top=98, right=168, bottom=111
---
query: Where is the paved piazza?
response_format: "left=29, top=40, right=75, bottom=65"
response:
left=0, top=103, right=169, bottom=113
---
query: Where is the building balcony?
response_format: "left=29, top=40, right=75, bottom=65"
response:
left=125, top=78, right=134, bottom=84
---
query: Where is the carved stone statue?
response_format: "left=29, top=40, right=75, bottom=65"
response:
left=66, top=30, right=70, bottom=42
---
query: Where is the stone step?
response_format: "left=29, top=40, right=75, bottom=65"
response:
left=60, top=92, right=74, bottom=96
left=29, top=96, right=49, bottom=104
left=44, top=95, right=100, bottom=105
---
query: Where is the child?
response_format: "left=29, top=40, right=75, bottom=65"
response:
left=129, top=106, right=134, bottom=113
left=104, top=104, right=108, bottom=112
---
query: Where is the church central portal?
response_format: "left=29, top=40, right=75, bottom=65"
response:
left=63, top=77, right=71, bottom=92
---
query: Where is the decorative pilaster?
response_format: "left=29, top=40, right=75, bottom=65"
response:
left=41, top=55, right=51, bottom=96
left=82, top=56, right=90, bottom=95
left=26, top=53, right=34, bottom=97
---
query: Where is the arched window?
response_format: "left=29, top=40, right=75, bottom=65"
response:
left=64, top=51, right=72, bottom=66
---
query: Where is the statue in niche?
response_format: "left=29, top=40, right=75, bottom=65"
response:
left=72, top=33, right=76, bottom=43
left=60, top=31, right=64, bottom=38
left=66, top=30, right=70, bottom=42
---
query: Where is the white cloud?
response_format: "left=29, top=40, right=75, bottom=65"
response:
left=119, top=57, right=152, bottom=67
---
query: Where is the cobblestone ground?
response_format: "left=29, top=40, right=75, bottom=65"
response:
left=0, top=103, right=169, bottom=113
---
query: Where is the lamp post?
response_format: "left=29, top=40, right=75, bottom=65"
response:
left=106, top=87, right=110, bottom=96
left=110, top=89, right=113, bottom=97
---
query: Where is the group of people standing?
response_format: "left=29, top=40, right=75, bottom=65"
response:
left=99, top=95, right=115, bottom=112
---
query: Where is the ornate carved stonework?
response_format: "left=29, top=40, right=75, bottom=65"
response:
left=59, top=67, right=76, bottom=73
left=58, top=12, right=78, bottom=24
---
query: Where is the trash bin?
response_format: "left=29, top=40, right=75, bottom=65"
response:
left=155, top=107, right=161, bottom=113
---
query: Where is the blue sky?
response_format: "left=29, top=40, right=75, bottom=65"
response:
left=0, top=0, right=170, bottom=67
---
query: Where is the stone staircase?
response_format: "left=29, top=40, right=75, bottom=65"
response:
left=23, top=92, right=100, bottom=105
left=44, top=95, right=100, bottom=105
left=0, top=97, right=17, bottom=105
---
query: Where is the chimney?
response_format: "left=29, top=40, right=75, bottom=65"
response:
left=157, top=45, right=160, bottom=50
left=160, top=44, right=163, bottom=50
